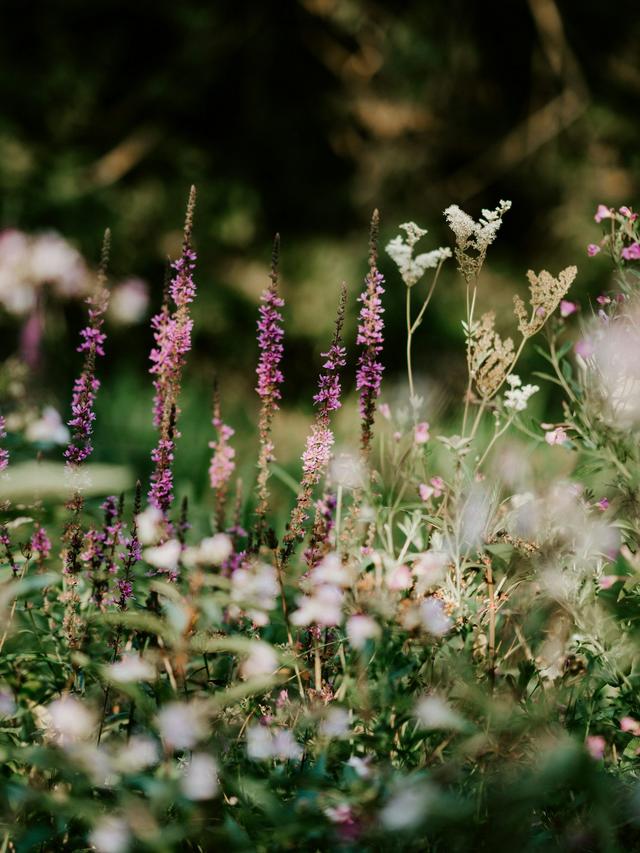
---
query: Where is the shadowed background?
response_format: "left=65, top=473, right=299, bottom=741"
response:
left=0, top=0, right=639, bottom=503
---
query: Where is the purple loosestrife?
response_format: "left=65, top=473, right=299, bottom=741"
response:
left=118, top=481, right=142, bottom=608
left=148, top=187, right=197, bottom=517
left=283, top=286, right=347, bottom=554
left=304, top=492, right=337, bottom=568
left=356, top=210, right=385, bottom=456
left=0, top=416, right=8, bottom=472
left=209, top=381, right=236, bottom=531
left=31, top=526, right=52, bottom=562
left=64, top=230, right=111, bottom=468
left=255, top=235, right=285, bottom=539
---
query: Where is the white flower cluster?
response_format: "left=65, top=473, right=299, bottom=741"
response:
left=290, top=552, right=353, bottom=627
left=444, top=200, right=512, bottom=254
left=246, top=724, right=303, bottom=761
left=386, top=221, right=452, bottom=287
left=229, top=559, right=279, bottom=626
left=504, top=374, right=539, bottom=412
left=0, top=229, right=91, bottom=315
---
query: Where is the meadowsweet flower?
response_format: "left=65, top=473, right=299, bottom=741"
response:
left=64, top=231, right=110, bottom=468
left=587, top=243, right=601, bottom=257
left=148, top=188, right=197, bottom=514
left=108, top=655, right=155, bottom=683
left=143, top=538, right=181, bottom=573
left=444, top=199, right=511, bottom=281
left=594, top=205, right=612, bottom=223
left=386, top=563, right=412, bottom=590
left=46, top=696, right=96, bottom=744
left=255, top=235, right=285, bottom=533
left=622, top=242, right=640, bottom=260
left=414, top=421, right=430, bottom=444
left=290, top=583, right=344, bottom=627
left=385, top=221, right=451, bottom=287
left=0, top=416, right=8, bottom=472
left=513, top=267, right=577, bottom=339
left=229, top=560, right=279, bottom=626
left=420, top=597, right=452, bottom=635
left=504, top=375, right=539, bottom=412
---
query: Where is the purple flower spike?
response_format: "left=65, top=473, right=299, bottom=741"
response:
left=356, top=210, right=385, bottom=454
left=64, top=230, right=110, bottom=469
left=0, top=416, right=9, bottom=472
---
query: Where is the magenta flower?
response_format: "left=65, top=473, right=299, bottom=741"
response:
left=587, top=243, right=601, bottom=257
left=619, top=206, right=638, bottom=221
left=560, top=300, right=577, bottom=318
left=255, top=236, right=285, bottom=532
left=586, top=735, right=606, bottom=760
left=596, top=294, right=611, bottom=305
left=0, top=416, right=8, bottom=472
left=356, top=213, right=385, bottom=454
left=148, top=188, right=197, bottom=514
left=622, top=242, right=640, bottom=261
left=31, top=525, right=52, bottom=560
left=594, top=205, right=612, bottom=223
left=414, top=422, right=430, bottom=444
left=575, top=338, right=594, bottom=359
left=64, top=234, right=110, bottom=468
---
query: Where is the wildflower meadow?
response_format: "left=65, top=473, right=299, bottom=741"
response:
left=1, top=186, right=640, bottom=853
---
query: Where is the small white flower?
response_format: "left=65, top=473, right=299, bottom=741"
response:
left=386, top=222, right=451, bottom=287
left=107, top=655, right=155, bottom=684
left=311, top=553, right=354, bottom=588
left=419, top=598, right=452, bottom=636
left=136, top=506, right=164, bottom=545
left=90, top=816, right=130, bottom=853
left=320, top=706, right=350, bottom=738
left=25, top=406, right=69, bottom=445
left=181, top=753, right=219, bottom=800
left=290, top=584, right=344, bottom=627
left=246, top=725, right=302, bottom=761
left=346, top=755, right=373, bottom=779
left=156, top=702, right=207, bottom=750
left=113, top=736, right=159, bottom=773
left=109, top=277, right=149, bottom=325
left=415, top=695, right=466, bottom=731
left=380, top=782, right=436, bottom=830
left=198, top=533, right=233, bottom=565
left=46, top=696, right=95, bottom=744
left=241, top=642, right=279, bottom=679
left=346, top=614, right=381, bottom=650
left=504, top=380, right=539, bottom=412
left=144, top=539, right=181, bottom=572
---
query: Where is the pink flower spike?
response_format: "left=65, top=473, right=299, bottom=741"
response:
left=414, top=422, right=430, bottom=444
left=594, top=205, right=612, bottom=223
left=586, top=735, right=606, bottom=760
left=587, top=244, right=601, bottom=257
left=419, top=483, right=434, bottom=501
left=560, top=300, right=577, bottom=317
left=621, top=242, right=640, bottom=261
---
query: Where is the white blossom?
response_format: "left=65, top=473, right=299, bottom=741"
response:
left=143, top=539, right=181, bottom=572
left=156, top=702, right=208, bottom=750
left=107, top=655, right=155, bottom=684
left=346, top=614, right=381, bottom=649
left=415, top=695, right=466, bottom=730
left=136, top=506, right=164, bottom=545
left=386, top=221, right=451, bottom=288
left=241, top=642, right=279, bottom=679
left=504, top=376, right=539, bottom=412
left=89, top=816, right=130, bottom=853
left=46, top=696, right=96, bottom=744
left=419, top=598, right=452, bottom=636
left=319, top=706, right=350, bottom=738
left=246, top=725, right=302, bottom=762
left=180, top=753, right=219, bottom=800
left=25, top=406, right=69, bottom=445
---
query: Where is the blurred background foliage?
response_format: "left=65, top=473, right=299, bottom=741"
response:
left=1, top=0, right=639, bottom=505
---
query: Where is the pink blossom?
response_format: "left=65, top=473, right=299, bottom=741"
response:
left=544, top=427, right=567, bottom=446
left=586, top=735, right=606, bottom=760
left=430, top=476, right=444, bottom=497
left=419, top=483, right=434, bottom=501
left=560, top=300, right=577, bottom=317
left=596, top=294, right=611, bottom=305
left=599, top=575, right=621, bottom=590
left=619, top=206, right=638, bottom=221
left=414, top=421, right=430, bottom=444
left=622, top=242, right=640, bottom=261
left=575, top=338, right=594, bottom=359
left=387, top=564, right=413, bottom=590
left=596, top=497, right=609, bottom=511
left=620, top=716, right=640, bottom=735
left=587, top=244, right=601, bottom=257
left=594, top=205, right=612, bottom=223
